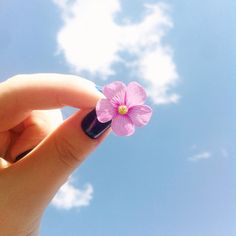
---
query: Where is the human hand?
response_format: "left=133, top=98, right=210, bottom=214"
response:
left=0, top=74, right=111, bottom=236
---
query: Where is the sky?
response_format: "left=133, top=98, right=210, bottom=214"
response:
left=0, top=0, right=236, bottom=235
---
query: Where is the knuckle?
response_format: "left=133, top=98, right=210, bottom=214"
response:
left=53, top=135, right=84, bottom=168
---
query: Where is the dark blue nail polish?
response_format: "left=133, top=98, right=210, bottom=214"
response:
left=15, top=149, right=33, bottom=162
left=95, top=85, right=103, bottom=93
left=81, top=109, right=111, bottom=139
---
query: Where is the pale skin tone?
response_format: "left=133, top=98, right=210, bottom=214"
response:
left=0, top=74, right=110, bottom=235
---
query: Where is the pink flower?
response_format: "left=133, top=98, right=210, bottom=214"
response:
left=96, top=81, right=152, bottom=136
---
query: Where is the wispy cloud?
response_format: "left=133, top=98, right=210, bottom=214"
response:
left=51, top=178, right=93, bottom=210
left=53, top=0, right=179, bottom=104
left=188, top=151, right=212, bottom=162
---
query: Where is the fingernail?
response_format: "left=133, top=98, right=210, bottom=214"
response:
left=95, top=85, right=103, bottom=93
left=15, top=149, right=33, bottom=162
left=81, top=109, right=111, bottom=139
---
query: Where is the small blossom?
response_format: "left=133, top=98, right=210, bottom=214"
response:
left=96, top=81, right=152, bottom=136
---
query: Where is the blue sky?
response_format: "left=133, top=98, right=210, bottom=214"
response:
left=0, top=0, right=236, bottom=235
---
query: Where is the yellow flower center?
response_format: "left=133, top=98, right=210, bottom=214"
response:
left=118, top=105, right=128, bottom=115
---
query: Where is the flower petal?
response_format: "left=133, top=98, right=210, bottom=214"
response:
left=126, top=82, right=147, bottom=107
left=96, top=99, right=115, bottom=123
left=103, top=81, right=126, bottom=106
left=128, top=105, right=152, bottom=127
left=111, top=115, right=135, bottom=136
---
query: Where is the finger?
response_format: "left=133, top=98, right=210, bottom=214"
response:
left=7, top=109, right=111, bottom=209
left=0, top=131, right=11, bottom=158
left=0, top=158, right=11, bottom=169
left=9, top=109, right=63, bottom=162
left=0, top=73, right=102, bottom=131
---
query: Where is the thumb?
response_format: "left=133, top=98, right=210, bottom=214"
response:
left=8, top=108, right=111, bottom=208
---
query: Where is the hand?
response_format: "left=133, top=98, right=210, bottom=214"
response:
left=0, top=74, right=110, bottom=236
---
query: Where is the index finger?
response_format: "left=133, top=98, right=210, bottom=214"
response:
left=0, top=73, right=103, bottom=131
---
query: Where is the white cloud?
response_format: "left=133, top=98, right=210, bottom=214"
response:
left=51, top=178, right=93, bottom=210
left=53, top=0, right=179, bottom=104
left=188, top=151, right=212, bottom=162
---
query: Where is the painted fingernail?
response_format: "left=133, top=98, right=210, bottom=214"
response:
left=95, top=85, right=103, bottom=93
left=15, top=149, right=33, bottom=162
left=81, top=109, right=111, bottom=139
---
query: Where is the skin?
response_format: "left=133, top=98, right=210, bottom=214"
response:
left=0, top=74, right=110, bottom=235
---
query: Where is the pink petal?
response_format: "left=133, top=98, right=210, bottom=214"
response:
left=126, top=82, right=147, bottom=107
left=96, top=99, right=116, bottom=123
left=103, top=81, right=126, bottom=106
left=111, top=115, right=135, bottom=136
left=128, top=105, right=152, bottom=127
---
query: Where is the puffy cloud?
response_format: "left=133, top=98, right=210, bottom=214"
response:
left=51, top=179, right=93, bottom=210
left=188, top=151, right=212, bottom=162
left=53, top=0, right=179, bottom=104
